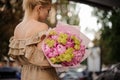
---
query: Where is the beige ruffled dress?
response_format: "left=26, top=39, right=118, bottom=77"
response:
left=8, top=30, right=60, bottom=80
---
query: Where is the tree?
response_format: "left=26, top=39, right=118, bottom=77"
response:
left=93, top=8, right=120, bottom=64
left=0, top=0, right=23, bottom=61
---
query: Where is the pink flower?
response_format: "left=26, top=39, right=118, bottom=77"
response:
left=57, top=44, right=66, bottom=54
left=48, top=48, right=58, bottom=58
left=66, top=41, right=74, bottom=48
left=51, top=35, right=58, bottom=40
left=47, top=52, right=54, bottom=58
left=44, top=45, right=51, bottom=53
left=80, top=45, right=86, bottom=54
left=41, top=24, right=90, bottom=67
left=52, top=48, right=59, bottom=56
left=73, top=51, right=82, bottom=56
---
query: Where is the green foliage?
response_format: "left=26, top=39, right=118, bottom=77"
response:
left=93, top=8, right=120, bottom=64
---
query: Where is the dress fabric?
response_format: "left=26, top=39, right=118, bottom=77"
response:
left=8, top=30, right=60, bottom=80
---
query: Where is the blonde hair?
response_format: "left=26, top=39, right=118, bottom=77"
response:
left=22, top=0, right=52, bottom=12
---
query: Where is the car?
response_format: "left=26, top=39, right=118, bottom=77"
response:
left=96, top=63, right=120, bottom=80
left=0, top=66, right=21, bottom=80
left=59, top=68, right=88, bottom=80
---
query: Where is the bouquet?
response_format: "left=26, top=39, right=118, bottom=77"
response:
left=42, top=22, right=90, bottom=67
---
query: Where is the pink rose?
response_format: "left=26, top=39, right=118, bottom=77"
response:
left=57, top=44, right=66, bottom=54
left=44, top=45, right=51, bottom=53
left=66, top=41, right=74, bottom=48
left=51, top=35, right=58, bottom=40
left=47, top=48, right=58, bottom=58
left=47, top=52, right=54, bottom=58
left=73, top=51, right=84, bottom=61
left=52, top=48, right=59, bottom=56
left=80, top=45, right=85, bottom=54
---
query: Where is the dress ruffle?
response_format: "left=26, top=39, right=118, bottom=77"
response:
left=8, top=30, right=60, bottom=80
left=8, top=30, right=50, bottom=66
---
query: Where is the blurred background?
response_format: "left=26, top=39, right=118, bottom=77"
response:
left=0, top=0, right=120, bottom=80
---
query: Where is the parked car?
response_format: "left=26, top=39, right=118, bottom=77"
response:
left=59, top=68, right=88, bottom=80
left=96, top=63, right=120, bottom=80
left=0, top=66, right=21, bottom=80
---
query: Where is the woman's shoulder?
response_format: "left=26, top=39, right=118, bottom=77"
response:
left=25, top=20, right=49, bottom=34
left=14, top=20, right=48, bottom=39
left=15, top=20, right=48, bottom=31
left=29, top=21, right=48, bottom=37
left=33, top=21, right=48, bottom=30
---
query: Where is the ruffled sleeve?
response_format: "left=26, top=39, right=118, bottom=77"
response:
left=8, top=30, right=51, bottom=67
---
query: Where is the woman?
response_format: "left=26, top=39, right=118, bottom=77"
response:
left=8, top=0, right=60, bottom=80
